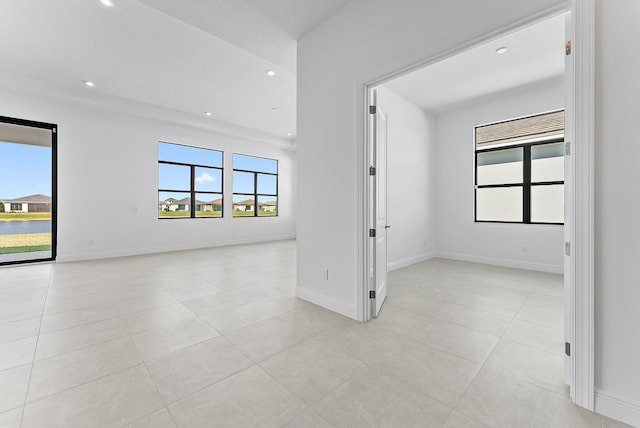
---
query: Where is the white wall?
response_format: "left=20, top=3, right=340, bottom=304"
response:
left=593, top=1, right=640, bottom=425
left=436, top=77, right=564, bottom=273
left=298, top=0, right=639, bottom=424
left=377, top=86, right=437, bottom=270
left=297, top=0, right=565, bottom=318
left=0, top=78, right=296, bottom=262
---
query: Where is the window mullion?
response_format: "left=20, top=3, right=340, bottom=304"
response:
left=253, top=173, right=258, bottom=216
left=190, top=165, right=196, bottom=218
left=523, top=145, right=531, bottom=223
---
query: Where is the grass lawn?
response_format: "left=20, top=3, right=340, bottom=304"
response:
left=158, top=211, right=277, bottom=218
left=233, top=211, right=278, bottom=217
left=159, top=211, right=223, bottom=218
left=0, top=245, right=51, bottom=254
left=0, top=233, right=51, bottom=254
left=0, top=212, right=52, bottom=221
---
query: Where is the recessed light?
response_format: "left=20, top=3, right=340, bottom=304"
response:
left=84, top=81, right=95, bottom=87
left=287, top=133, right=292, bottom=136
left=271, top=107, right=278, bottom=111
left=495, top=46, right=508, bottom=55
left=100, top=0, right=114, bottom=7
left=266, top=70, right=276, bottom=77
left=205, top=111, right=212, bottom=116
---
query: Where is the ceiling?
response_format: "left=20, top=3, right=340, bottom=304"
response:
left=0, top=2, right=564, bottom=140
left=0, top=0, right=351, bottom=140
left=137, top=0, right=353, bottom=72
left=384, top=13, right=566, bottom=115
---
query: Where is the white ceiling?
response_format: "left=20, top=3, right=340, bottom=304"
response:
left=384, top=13, right=566, bottom=115
left=0, top=0, right=351, bottom=140
left=0, top=2, right=564, bottom=139
left=137, top=0, right=352, bottom=72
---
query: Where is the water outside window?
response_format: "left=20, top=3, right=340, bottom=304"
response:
left=0, top=136, right=53, bottom=264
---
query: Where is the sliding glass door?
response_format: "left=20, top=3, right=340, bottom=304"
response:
left=0, top=117, right=56, bottom=265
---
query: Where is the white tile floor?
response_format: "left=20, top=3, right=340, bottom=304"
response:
left=0, top=240, right=631, bottom=427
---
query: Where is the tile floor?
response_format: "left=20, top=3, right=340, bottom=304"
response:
left=0, top=240, right=632, bottom=427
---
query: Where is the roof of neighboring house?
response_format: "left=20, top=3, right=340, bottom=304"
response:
left=159, top=197, right=191, bottom=204
left=2, top=194, right=51, bottom=204
left=234, top=199, right=255, bottom=205
left=160, top=198, right=178, bottom=203
left=258, top=200, right=277, bottom=206
left=209, top=198, right=223, bottom=205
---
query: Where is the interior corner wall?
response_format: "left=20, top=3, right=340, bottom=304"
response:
left=435, top=77, right=565, bottom=273
left=0, top=86, right=296, bottom=262
left=377, top=86, right=437, bottom=270
left=296, top=0, right=565, bottom=321
left=298, top=0, right=639, bottom=423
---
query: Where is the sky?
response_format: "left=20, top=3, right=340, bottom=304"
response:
left=0, top=139, right=278, bottom=203
left=158, top=143, right=278, bottom=200
left=0, top=141, right=52, bottom=199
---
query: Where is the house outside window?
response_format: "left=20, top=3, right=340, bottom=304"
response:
left=232, top=154, right=278, bottom=217
left=158, top=142, right=223, bottom=219
left=475, top=110, right=565, bottom=224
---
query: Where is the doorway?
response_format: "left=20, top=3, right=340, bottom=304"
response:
left=363, top=2, right=595, bottom=411
left=0, top=116, right=57, bottom=265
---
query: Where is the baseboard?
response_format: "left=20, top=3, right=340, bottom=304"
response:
left=56, top=234, right=296, bottom=263
left=295, top=286, right=358, bottom=321
left=434, top=251, right=563, bottom=274
left=387, top=252, right=436, bottom=272
left=595, top=391, right=640, bottom=427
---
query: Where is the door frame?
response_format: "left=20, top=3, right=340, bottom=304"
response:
left=360, top=0, right=594, bottom=410
left=0, top=115, right=58, bottom=266
left=368, top=89, right=389, bottom=318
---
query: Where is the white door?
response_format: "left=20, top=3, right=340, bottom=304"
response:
left=563, top=11, right=575, bottom=395
left=372, top=92, right=388, bottom=317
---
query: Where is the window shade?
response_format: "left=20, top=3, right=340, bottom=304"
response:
left=475, top=110, right=564, bottom=149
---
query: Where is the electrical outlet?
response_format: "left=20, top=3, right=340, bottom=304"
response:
left=322, top=269, right=329, bottom=280
left=88, top=239, right=94, bottom=246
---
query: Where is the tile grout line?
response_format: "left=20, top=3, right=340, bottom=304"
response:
left=440, top=274, right=531, bottom=427
left=136, top=361, right=176, bottom=428
left=444, top=280, right=577, bottom=426
left=19, top=264, right=55, bottom=428
left=19, top=353, right=143, bottom=408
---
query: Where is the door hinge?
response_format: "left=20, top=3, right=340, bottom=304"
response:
left=369, top=105, right=377, bottom=114
left=369, top=166, right=376, bottom=176
left=565, top=40, right=572, bottom=56
left=565, top=242, right=571, bottom=256
left=369, top=290, right=376, bottom=299
left=369, top=229, right=376, bottom=238
left=565, top=141, right=571, bottom=156
left=565, top=342, right=571, bottom=356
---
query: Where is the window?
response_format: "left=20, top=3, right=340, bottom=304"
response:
left=232, top=154, right=278, bottom=217
left=158, top=142, right=223, bottom=219
left=0, top=116, right=56, bottom=265
left=475, top=110, right=564, bottom=224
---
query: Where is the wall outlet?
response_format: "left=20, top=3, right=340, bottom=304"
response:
left=322, top=269, right=329, bottom=280
left=88, top=239, right=94, bottom=246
